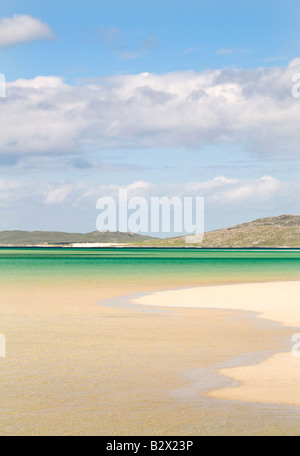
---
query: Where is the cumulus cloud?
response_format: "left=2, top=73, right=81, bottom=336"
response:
left=0, top=176, right=299, bottom=231
left=1, top=59, right=300, bottom=157
left=44, top=185, right=73, bottom=204
left=0, top=14, right=54, bottom=48
left=0, top=175, right=295, bottom=208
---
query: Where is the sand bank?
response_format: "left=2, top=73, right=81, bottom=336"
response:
left=208, top=352, right=300, bottom=406
left=1, top=282, right=297, bottom=435
left=133, top=281, right=300, bottom=407
left=133, top=281, right=300, bottom=327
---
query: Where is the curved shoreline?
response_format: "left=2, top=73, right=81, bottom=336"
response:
left=102, top=281, right=300, bottom=407
left=132, top=281, right=300, bottom=327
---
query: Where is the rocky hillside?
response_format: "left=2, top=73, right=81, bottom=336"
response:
left=136, top=215, right=300, bottom=248
left=202, top=215, right=300, bottom=247
left=2, top=215, right=300, bottom=247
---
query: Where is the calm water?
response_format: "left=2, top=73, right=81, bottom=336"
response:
left=1, top=248, right=300, bottom=288
left=1, top=247, right=300, bottom=436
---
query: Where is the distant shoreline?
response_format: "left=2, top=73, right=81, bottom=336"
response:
left=1, top=245, right=300, bottom=250
left=2, top=215, right=300, bottom=248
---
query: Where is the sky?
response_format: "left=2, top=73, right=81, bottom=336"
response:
left=1, top=0, right=300, bottom=235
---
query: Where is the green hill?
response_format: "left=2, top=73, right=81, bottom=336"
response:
left=2, top=215, right=300, bottom=247
left=135, top=215, right=300, bottom=248
left=0, top=230, right=155, bottom=246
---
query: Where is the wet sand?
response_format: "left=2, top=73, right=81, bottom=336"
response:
left=134, top=281, right=300, bottom=409
left=0, top=282, right=299, bottom=435
left=208, top=352, right=300, bottom=406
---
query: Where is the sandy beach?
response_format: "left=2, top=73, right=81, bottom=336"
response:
left=209, top=352, right=300, bottom=406
left=0, top=279, right=299, bottom=435
left=134, top=281, right=300, bottom=408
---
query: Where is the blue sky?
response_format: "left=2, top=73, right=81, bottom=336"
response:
left=2, top=0, right=300, bottom=81
left=1, top=1, right=300, bottom=234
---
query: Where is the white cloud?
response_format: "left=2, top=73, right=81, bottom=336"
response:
left=208, top=175, right=282, bottom=206
left=44, top=185, right=72, bottom=204
left=0, top=15, right=54, bottom=48
left=0, top=175, right=295, bottom=208
left=1, top=59, right=300, bottom=157
left=0, top=176, right=299, bottom=231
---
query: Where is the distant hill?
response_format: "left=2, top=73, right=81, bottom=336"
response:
left=135, top=215, right=300, bottom=248
left=2, top=215, right=300, bottom=247
left=0, top=230, right=155, bottom=246
left=202, top=215, right=300, bottom=248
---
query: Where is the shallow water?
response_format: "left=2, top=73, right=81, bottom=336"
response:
left=0, top=248, right=299, bottom=436
left=1, top=248, right=300, bottom=288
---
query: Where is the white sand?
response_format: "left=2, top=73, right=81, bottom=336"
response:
left=3, top=284, right=288, bottom=435
left=208, top=352, right=300, bottom=406
left=71, top=243, right=126, bottom=247
left=133, top=281, right=300, bottom=327
left=134, top=281, right=300, bottom=406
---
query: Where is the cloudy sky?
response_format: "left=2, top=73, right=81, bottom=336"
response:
left=1, top=0, right=300, bottom=234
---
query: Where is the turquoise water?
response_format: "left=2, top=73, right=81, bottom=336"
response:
left=1, top=248, right=300, bottom=288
